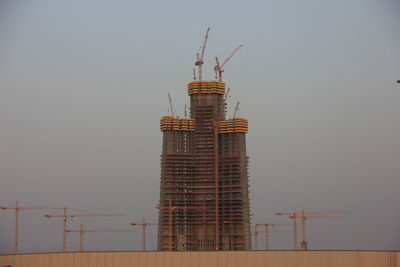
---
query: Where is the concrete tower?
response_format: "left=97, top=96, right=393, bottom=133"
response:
left=157, top=79, right=251, bottom=251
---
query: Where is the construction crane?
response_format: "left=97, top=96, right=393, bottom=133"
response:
left=298, top=209, right=349, bottom=250
left=233, top=101, right=240, bottom=119
left=254, top=223, right=291, bottom=250
left=275, top=208, right=300, bottom=250
left=168, top=93, right=175, bottom=117
left=253, top=229, right=290, bottom=250
left=131, top=217, right=157, bottom=251
left=0, top=201, right=63, bottom=254
left=195, top=28, right=210, bottom=82
left=66, top=224, right=134, bottom=252
left=275, top=208, right=350, bottom=250
left=156, top=199, right=208, bottom=251
left=44, top=207, right=125, bottom=252
left=214, top=45, right=243, bottom=81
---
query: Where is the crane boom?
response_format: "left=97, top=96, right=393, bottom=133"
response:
left=168, top=93, right=174, bottom=117
left=195, top=28, right=210, bottom=81
left=44, top=213, right=124, bottom=218
left=233, top=101, right=240, bottom=119
left=214, top=45, right=243, bottom=81
left=220, top=45, right=243, bottom=69
left=45, top=208, right=125, bottom=252
left=199, top=28, right=210, bottom=61
left=276, top=208, right=349, bottom=250
left=0, top=201, right=63, bottom=254
left=66, top=224, right=134, bottom=251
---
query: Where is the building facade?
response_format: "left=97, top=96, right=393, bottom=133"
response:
left=157, top=81, right=251, bottom=251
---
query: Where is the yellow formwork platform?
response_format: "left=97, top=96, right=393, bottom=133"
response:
left=218, top=118, right=248, bottom=134
left=188, top=81, right=225, bottom=95
left=160, top=116, right=195, bottom=131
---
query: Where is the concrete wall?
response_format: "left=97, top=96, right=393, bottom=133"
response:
left=0, top=251, right=399, bottom=267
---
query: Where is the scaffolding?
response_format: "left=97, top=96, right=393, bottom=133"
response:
left=157, top=81, right=251, bottom=251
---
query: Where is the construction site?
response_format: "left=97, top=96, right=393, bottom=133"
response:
left=1, top=24, right=399, bottom=267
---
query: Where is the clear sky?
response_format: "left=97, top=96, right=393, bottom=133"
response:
left=1, top=0, right=400, bottom=253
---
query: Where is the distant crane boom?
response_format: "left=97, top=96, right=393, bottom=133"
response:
left=44, top=207, right=125, bottom=252
left=66, top=224, right=134, bottom=252
left=0, top=201, right=63, bottom=254
left=275, top=208, right=350, bottom=250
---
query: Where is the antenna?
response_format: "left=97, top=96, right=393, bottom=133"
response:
left=184, top=104, right=188, bottom=117
left=195, top=28, right=210, bottom=81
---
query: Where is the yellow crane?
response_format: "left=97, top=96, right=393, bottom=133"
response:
left=0, top=201, right=63, bottom=254
left=44, top=207, right=124, bottom=251
left=275, top=208, right=350, bottom=250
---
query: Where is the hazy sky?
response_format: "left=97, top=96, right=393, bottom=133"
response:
left=1, top=0, right=400, bottom=253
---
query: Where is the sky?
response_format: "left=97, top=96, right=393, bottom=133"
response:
left=0, top=0, right=400, bottom=253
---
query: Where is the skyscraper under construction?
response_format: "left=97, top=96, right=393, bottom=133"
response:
left=157, top=29, right=251, bottom=251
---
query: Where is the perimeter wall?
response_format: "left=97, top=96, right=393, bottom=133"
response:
left=1, top=251, right=399, bottom=267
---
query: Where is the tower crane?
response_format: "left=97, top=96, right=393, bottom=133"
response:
left=254, top=223, right=291, bottom=250
left=297, top=209, right=349, bottom=250
left=44, top=207, right=125, bottom=252
left=0, top=201, right=63, bottom=254
left=66, top=224, right=135, bottom=252
left=131, top=217, right=158, bottom=251
left=275, top=208, right=350, bottom=250
left=195, top=28, right=210, bottom=82
left=214, top=45, right=243, bottom=81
